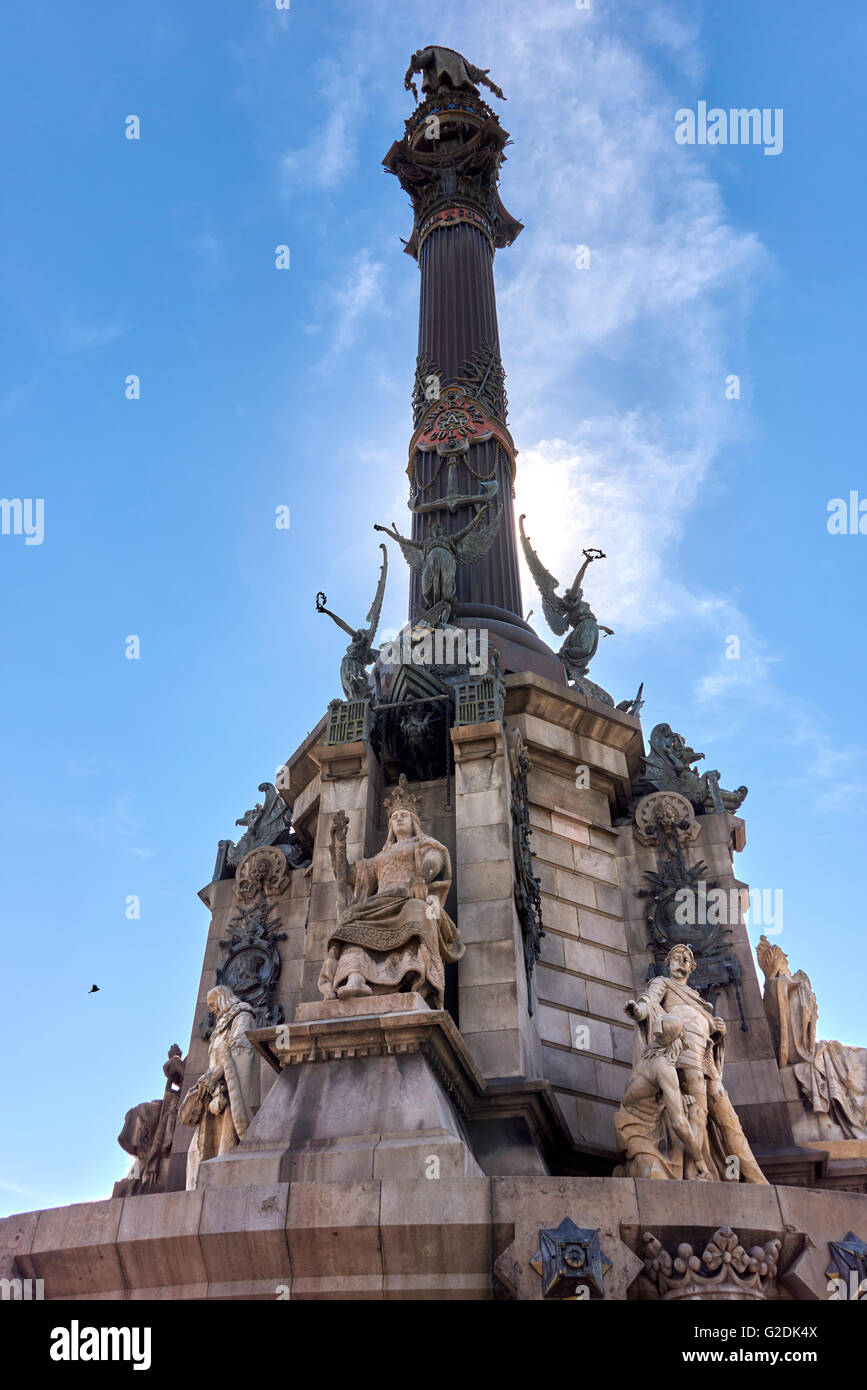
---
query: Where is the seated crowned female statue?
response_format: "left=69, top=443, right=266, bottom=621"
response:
left=318, top=775, right=464, bottom=1008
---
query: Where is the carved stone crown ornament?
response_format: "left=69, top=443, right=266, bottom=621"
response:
left=642, top=1226, right=781, bottom=1301
left=636, top=793, right=717, bottom=955
left=383, top=772, right=422, bottom=819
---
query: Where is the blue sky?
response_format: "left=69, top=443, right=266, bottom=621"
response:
left=1, top=0, right=865, bottom=1212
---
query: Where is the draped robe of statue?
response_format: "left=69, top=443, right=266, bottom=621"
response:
left=615, top=969, right=767, bottom=1183
left=422, top=536, right=456, bottom=616
left=180, top=986, right=259, bottom=1189
left=796, top=1041, right=867, bottom=1138
left=759, top=947, right=818, bottom=1068
left=758, top=937, right=867, bottom=1138
left=319, top=805, right=464, bottom=1008
left=115, top=1045, right=185, bottom=1196
left=562, top=600, right=601, bottom=676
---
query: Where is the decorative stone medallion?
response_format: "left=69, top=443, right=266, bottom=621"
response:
left=635, top=789, right=746, bottom=1027
left=199, top=897, right=287, bottom=1039
left=234, top=845, right=289, bottom=902
left=530, top=1219, right=611, bottom=1300
left=634, top=791, right=701, bottom=849
left=409, top=386, right=515, bottom=469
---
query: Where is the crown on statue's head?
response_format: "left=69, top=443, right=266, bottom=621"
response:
left=384, top=773, right=421, bottom=819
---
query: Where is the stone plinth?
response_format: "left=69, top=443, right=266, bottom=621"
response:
left=193, top=1007, right=486, bottom=1186
left=293, top=991, right=432, bottom=1023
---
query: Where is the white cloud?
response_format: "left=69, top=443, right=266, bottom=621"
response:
left=266, top=0, right=864, bottom=812
left=316, top=248, right=386, bottom=364
left=71, top=794, right=145, bottom=846
left=66, top=759, right=106, bottom=779
left=64, top=321, right=126, bottom=350
left=435, top=0, right=864, bottom=810
left=0, top=1177, right=42, bottom=1199
left=193, top=231, right=223, bottom=268
left=0, top=384, right=32, bottom=418
left=281, top=63, right=363, bottom=192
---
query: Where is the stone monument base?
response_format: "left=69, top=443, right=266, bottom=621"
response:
left=6, top=1176, right=867, bottom=1300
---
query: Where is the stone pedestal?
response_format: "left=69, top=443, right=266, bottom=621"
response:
left=194, top=999, right=485, bottom=1186
left=46, top=667, right=861, bottom=1301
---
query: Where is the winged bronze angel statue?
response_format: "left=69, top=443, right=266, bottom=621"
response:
left=375, top=504, right=502, bottom=625
left=519, top=515, right=613, bottom=682
left=316, top=543, right=388, bottom=700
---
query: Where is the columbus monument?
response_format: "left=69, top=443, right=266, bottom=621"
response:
left=5, top=45, right=867, bottom=1303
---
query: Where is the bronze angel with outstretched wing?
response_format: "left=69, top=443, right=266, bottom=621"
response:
left=316, top=543, right=388, bottom=700
left=518, top=515, right=612, bottom=679
left=375, top=504, right=502, bottom=623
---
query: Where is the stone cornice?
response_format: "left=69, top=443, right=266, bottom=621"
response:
left=250, top=1009, right=577, bottom=1168
left=251, top=1009, right=486, bottom=1120
left=504, top=673, right=644, bottom=760
left=277, top=715, right=327, bottom=803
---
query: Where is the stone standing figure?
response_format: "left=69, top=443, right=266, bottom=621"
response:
left=316, top=543, right=388, bottom=700
left=756, top=935, right=817, bottom=1068
left=615, top=944, right=767, bottom=1183
left=614, top=1016, right=713, bottom=1181
left=114, top=1044, right=186, bottom=1197
left=318, top=775, right=464, bottom=1007
left=375, top=509, right=502, bottom=625
left=518, top=516, right=613, bottom=682
left=757, top=935, right=867, bottom=1138
left=180, top=985, right=259, bottom=1189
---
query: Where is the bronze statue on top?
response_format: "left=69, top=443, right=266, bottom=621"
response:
left=404, top=46, right=506, bottom=104
left=519, top=515, right=613, bottom=683
left=316, top=543, right=388, bottom=700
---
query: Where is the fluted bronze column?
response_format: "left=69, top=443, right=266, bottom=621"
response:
left=384, top=77, right=561, bottom=676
